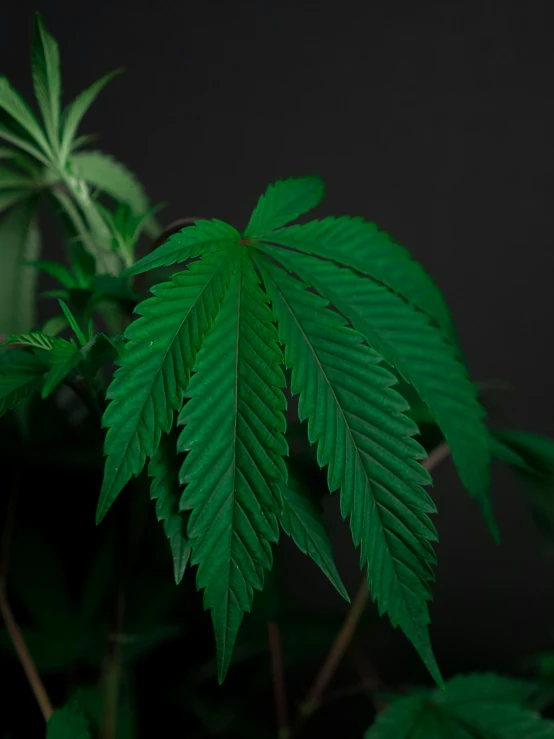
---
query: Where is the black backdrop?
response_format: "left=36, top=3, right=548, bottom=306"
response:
left=2, top=0, right=554, bottom=686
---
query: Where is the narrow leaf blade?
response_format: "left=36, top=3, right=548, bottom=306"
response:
left=258, top=255, right=441, bottom=683
left=177, top=249, right=288, bottom=682
left=122, top=219, right=240, bottom=277
left=149, top=432, right=191, bottom=584
left=31, top=13, right=61, bottom=149
left=267, top=217, right=456, bottom=343
left=260, top=244, right=494, bottom=540
left=245, top=176, right=324, bottom=238
left=98, top=249, right=236, bottom=522
left=59, top=70, right=121, bottom=163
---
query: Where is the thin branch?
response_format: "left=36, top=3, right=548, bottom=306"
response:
left=300, top=577, right=370, bottom=719
left=268, top=621, right=290, bottom=739
left=0, top=473, right=53, bottom=722
left=298, top=443, right=450, bottom=720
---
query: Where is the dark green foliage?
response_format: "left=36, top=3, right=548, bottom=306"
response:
left=1, top=15, right=553, bottom=739
left=366, top=674, right=553, bottom=738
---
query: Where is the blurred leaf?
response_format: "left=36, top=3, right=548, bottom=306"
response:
left=0, top=189, right=32, bottom=214
left=47, top=704, right=90, bottom=739
left=31, top=13, right=61, bottom=150
left=28, top=259, right=76, bottom=288
left=59, top=299, right=88, bottom=346
left=0, top=350, right=46, bottom=416
left=365, top=673, right=550, bottom=738
left=70, top=680, right=136, bottom=739
left=71, top=242, right=96, bottom=288
left=0, top=77, right=52, bottom=158
left=41, top=314, right=68, bottom=336
left=59, top=70, right=122, bottom=164
left=42, top=339, right=81, bottom=398
left=491, top=430, right=554, bottom=547
left=0, top=197, right=40, bottom=335
left=69, top=151, right=159, bottom=237
left=0, top=165, right=36, bottom=190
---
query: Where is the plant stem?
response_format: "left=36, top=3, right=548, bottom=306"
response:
left=0, top=473, right=53, bottom=723
left=268, top=621, right=289, bottom=739
left=299, top=443, right=450, bottom=719
left=0, top=583, right=54, bottom=721
left=300, top=578, right=370, bottom=719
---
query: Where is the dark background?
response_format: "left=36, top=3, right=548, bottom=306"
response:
left=2, top=0, right=554, bottom=730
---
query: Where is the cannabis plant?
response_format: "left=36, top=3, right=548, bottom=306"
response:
left=1, top=13, right=554, bottom=739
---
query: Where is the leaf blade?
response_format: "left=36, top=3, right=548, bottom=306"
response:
left=69, top=150, right=158, bottom=236
left=31, top=13, right=61, bottom=151
left=260, top=244, right=494, bottom=539
left=122, top=219, right=240, bottom=277
left=47, top=704, right=90, bottom=739
left=177, top=249, right=288, bottom=682
left=257, top=256, right=441, bottom=683
left=267, top=217, right=456, bottom=342
left=245, top=176, right=324, bottom=238
left=0, top=197, right=41, bottom=335
left=0, top=77, right=52, bottom=158
left=98, top=248, right=236, bottom=522
left=59, top=70, right=121, bottom=163
left=149, top=432, right=191, bottom=584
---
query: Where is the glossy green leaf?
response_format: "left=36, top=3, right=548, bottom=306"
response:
left=259, top=244, right=494, bottom=540
left=31, top=13, right=61, bottom=151
left=366, top=673, right=551, bottom=738
left=98, top=248, right=236, bottom=522
left=123, top=219, right=240, bottom=277
left=278, top=478, right=349, bottom=601
left=177, top=249, right=288, bottom=683
left=244, top=176, right=324, bottom=238
left=59, top=70, right=121, bottom=164
left=47, top=704, right=90, bottom=739
left=149, top=431, right=191, bottom=584
left=258, top=257, right=440, bottom=683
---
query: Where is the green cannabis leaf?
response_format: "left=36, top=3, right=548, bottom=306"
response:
left=98, top=175, right=492, bottom=682
left=176, top=249, right=288, bottom=682
left=257, top=255, right=440, bottom=682
left=365, top=673, right=552, bottom=738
